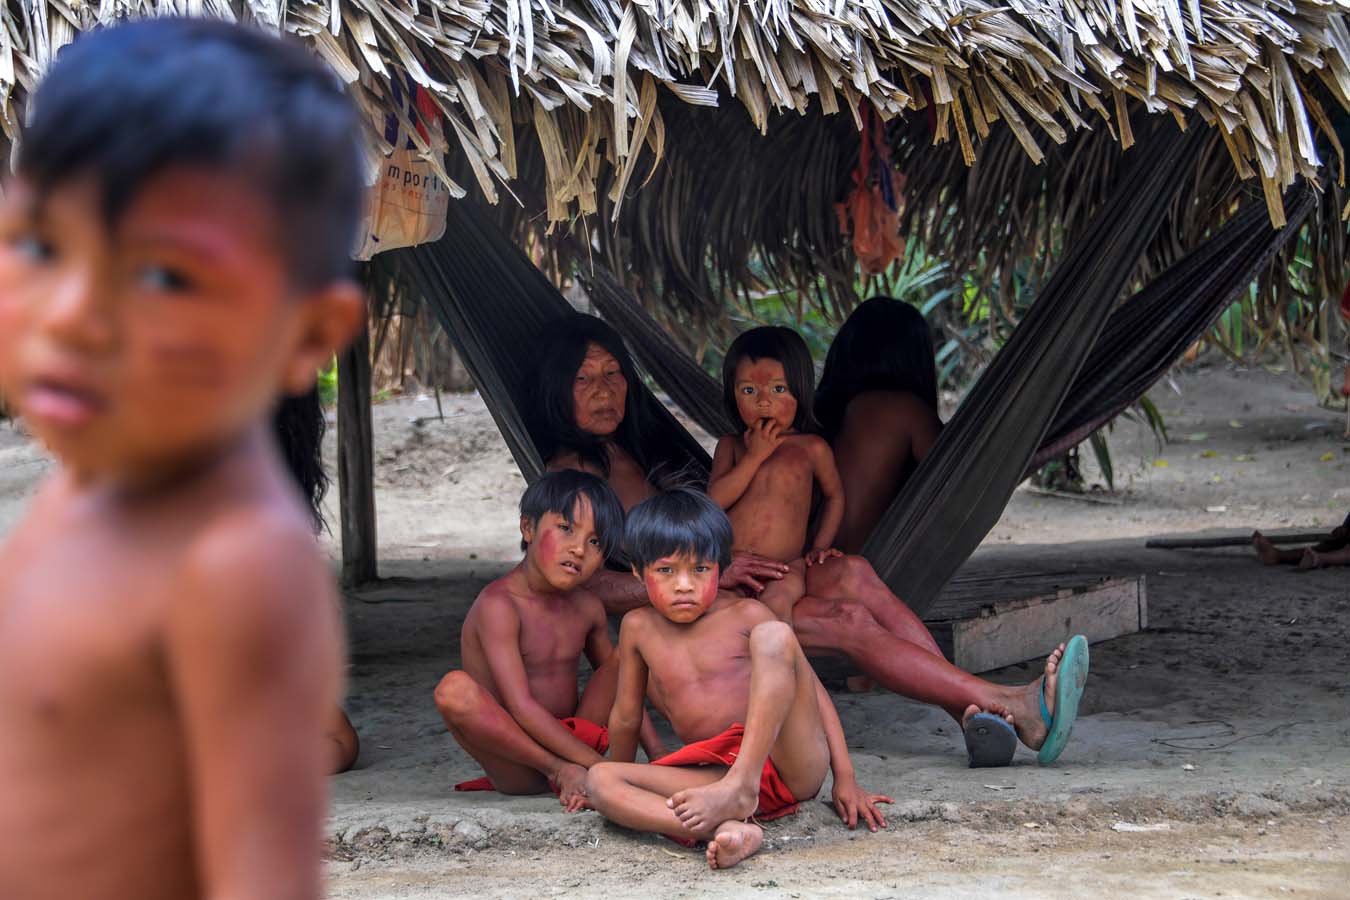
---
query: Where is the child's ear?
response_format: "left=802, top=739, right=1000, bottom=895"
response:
left=280, top=280, right=366, bottom=397
left=631, top=565, right=642, bottom=581
left=520, top=516, right=535, bottom=546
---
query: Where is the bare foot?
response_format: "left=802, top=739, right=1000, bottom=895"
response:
left=706, top=820, right=764, bottom=870
left=1298, top=548, right=1321, bottom=570
left=554, top=763, right=589, bottom=812
left=1008, top=643, right=1063, bottom=751
left=1252, top=531, right=1281, bottom=565
left=669, top=776, right=757, bottom=833
left=961, top=703, right=1013, bottom=729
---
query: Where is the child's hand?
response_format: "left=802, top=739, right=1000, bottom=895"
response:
left=829, top=775, right=892, bottom=832
left=805, top=547, right=843, bottom=567
left=556, top=764, right=591, bottom=812
left=719, top=552, right=790, bottom=596
left=744, top=418, right=785, bottom=461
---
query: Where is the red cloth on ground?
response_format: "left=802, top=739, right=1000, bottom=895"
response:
left=652, top=723, right=801, bottom=821
left=453, top=716, right=609, bottom=792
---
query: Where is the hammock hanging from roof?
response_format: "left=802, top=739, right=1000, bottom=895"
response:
left=386, top=121, right=1307, bottom=616
left=856, top=124, right=1207, bottom=613
left=588, top=179, right=1319, bottom=478
left=1026, top=178, right=1318, bottom=469
left=373, top=201, right=710, bottom=484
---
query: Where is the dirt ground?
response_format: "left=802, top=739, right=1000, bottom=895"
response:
left=2, top=362, right=1348, bottom=898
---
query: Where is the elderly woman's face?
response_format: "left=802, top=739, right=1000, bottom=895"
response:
left=572, top=342, right=627, bottom=436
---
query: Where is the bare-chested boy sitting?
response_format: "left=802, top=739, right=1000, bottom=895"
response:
left=0, top=20, right=366, bottom=900
left=587, top=490, right=891, bottom=870
left=434, top=470, right=662, bottom=808
left=708, top=327, right=845, bottom=622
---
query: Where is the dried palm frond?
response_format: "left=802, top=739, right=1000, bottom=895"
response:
left=4, top=1, right=1348, bottom=324
left=4, top=1, right=1348, bottom=216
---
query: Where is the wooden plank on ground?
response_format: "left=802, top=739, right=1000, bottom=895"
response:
left=811, top=571, right=1146, bottom=686
left=928, top=575, right=1146, bottom=674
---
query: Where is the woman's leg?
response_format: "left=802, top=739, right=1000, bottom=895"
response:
left=792, top=583, right=1061, bottom=751
left=804, top=554, right=941, bottom=655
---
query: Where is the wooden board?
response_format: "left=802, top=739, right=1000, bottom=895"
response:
left=927, top=572, right=1146, bottom=674
left=810, top=571, right=1146, bottom=685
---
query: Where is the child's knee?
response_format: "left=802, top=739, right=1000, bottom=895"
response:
left=432, top=670, right=478, bottom=720
left=749, top=620, right=796, bottom=658
left=328, top=712, right=360, bottom=773
left=585, top=762, right=621, bottom=806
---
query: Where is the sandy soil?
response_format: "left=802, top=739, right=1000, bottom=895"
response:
left=3, top=362, right=1348, bottom=898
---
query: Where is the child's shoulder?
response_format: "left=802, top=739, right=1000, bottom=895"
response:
left=618, top=603, right=663, bottom=635
left=471, top=571, right=524, bottom=611
left=184, top=498, right=318, bottom=573
left=785, top=431, right=832, bottom=455
left=712, top=592, right=777, bottom=626
left=170, top=503, right=335, bottom=644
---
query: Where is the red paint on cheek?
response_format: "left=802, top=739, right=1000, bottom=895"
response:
left=533, top=527, right=563, bottom=568
left=148, top=341, right=228, bottom=389
left=642, top=573, right=670, bottom=607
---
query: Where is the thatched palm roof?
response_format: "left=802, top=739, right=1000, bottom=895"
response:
left=5, top=1, right=1348, bottom=319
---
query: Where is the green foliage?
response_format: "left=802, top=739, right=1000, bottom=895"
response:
left=1203, top=236, right=1342, bottom=406
left=317, top=357, right=338, bottom=408
left=1088, top=430, right=1114, bottom=491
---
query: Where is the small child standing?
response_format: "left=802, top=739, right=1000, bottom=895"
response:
left=588, top=490, right=890, bottom=870
left=435, top=470, right=663, bottom=807
left=0, top=19, right=366, bottom=900
left=708, top=327, right=845, bottom=621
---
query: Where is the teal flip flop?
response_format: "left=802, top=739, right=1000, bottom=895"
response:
left=1036, top=634, right=1090, bottom=766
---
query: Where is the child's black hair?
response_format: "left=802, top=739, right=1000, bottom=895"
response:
left=18, top=17, right=364, bottom=289
left=519, top=470, right=625, bottom=560
left=272, top=388, right=329, bottom=533
left=721, top=326, right=818, bottom=433
left=528, top=314, right=651, bottom=477
left=624, top=489, right=733, bottom=572
left=814, top=298, right=938, bottom=443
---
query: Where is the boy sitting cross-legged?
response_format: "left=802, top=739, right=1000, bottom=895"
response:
left=434, top=470, right=663, bottom=808
left=0, top=19, right=367, bottom=900
left=587, top=490, right=892, bottom=870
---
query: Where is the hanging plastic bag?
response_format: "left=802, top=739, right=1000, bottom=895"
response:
left=353, top=77, right=450, bottom=260
left=835, top=103, right=905, bottom=274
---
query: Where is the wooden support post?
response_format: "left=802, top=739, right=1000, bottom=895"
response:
left=337, top=325, right=378, bottom=586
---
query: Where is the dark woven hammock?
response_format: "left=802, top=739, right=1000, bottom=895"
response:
left=374, top=203, right=710, bottom=485
left=384, top=122, right=1311, bottom=615
left=1026, top=178, right=1317, bottom=469
left=589, top=180, right=1318, bottom=477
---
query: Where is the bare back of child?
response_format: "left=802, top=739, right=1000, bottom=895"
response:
left=0, top=20, right=367, bottom=900
left=708, top=328, right=845, bottom=622
left=433, top=471, right=656, bottom=808
left=588, top=491, right=890, bottom=870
